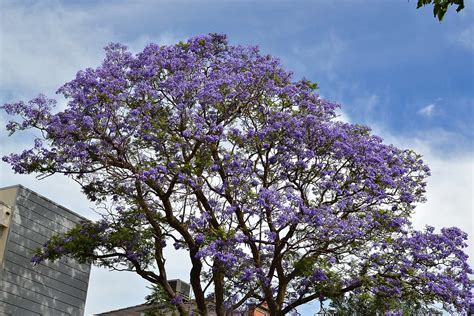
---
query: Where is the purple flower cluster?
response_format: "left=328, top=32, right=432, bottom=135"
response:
left=170, top=295, right=183, bottom=306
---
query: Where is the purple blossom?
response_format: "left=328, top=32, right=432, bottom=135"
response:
left=31, top=254, right=43, bottom=264
left=195, top=233, right=205, bottom=244
left=312, top=269, right=328, bottom=282
left=170, top=295, right=183, bottom=305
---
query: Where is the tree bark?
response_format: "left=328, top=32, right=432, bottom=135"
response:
left=213, top=262, right=226, bottom=316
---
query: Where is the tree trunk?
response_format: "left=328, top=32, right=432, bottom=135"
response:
left=213, top=262, right=226, bottom=316
left=190, top=249, right=208, bottom=316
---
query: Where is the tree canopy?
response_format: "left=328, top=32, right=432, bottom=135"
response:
left=416, top=0, right=465, bottom=21
left=2, top=34, right=472, bottom=315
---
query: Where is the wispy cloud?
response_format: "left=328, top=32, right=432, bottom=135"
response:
left=126, top=32, right=184, bottom=54
left=458, top=25, right=474, bottom=51
left=342, top=92, right=387, bottom=123
left=0, top=1, right=185, bottom=104
left=412, top=155, right=473, bottom=255
left=0, top=1, right=113, bottom=100
left=290, top=32, right=347, bottom=82
left=355, top=93, right=379, bottom=112
left=343, top=112, right=473, bottom=267
left=334, top=109, right=351, bottom=123
left=418, top=103, right=436, bottom=117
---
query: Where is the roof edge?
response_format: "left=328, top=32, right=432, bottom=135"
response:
left=0, top=184, right=90, bottom=221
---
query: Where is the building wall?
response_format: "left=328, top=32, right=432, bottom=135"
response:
left=0, top=185, right=91, bottom=316
left=96, top=301, right=219, bottom=316
left=96, top=301, right=271, bottom=316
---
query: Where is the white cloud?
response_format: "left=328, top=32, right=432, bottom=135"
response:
left=418, top=103, right=436, bottom=117
left=0, top=1, right=112, bottom=101
left=334, top=109, right=351, bottom=123
left=367, top=123, right=473, bottom=266
left=353, top=93, right=380, bottom=115
left=290, top=32, right=347, bottom=81
left=126, top=32, right=183, bottom=54
left=458, top=25, right=474, bottom=51
left=411, top=155, right=473, bottom=246
left=0, top=1, right=184, bottom=105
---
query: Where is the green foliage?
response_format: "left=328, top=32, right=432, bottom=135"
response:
left=416, top=0, right=465, bottom=21
left=293, top=256, right=317, bottom=276
left=144, top=284, right=175, bottom=316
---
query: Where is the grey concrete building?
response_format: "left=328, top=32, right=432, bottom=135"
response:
left=0, top=185, right=91, bottom=316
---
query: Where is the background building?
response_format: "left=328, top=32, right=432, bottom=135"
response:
left=96, top=300, right=270, bottom=316
left=96, top=279, right=270, bottom=316
left=0, top=185, right=91, bottom=315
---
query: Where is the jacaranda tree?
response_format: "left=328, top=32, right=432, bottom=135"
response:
left=2, top=34, right=472, bottom=315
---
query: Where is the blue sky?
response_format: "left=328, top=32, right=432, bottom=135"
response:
left=0, top=1, right=472, bottom=314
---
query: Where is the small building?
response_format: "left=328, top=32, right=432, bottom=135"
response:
left=96, top=301, right=270, bottom=316
left=95, top=279, right=270, bottom=316
left=0, top=185, right=91, bottom=315
left=95, top=300, right=215, bottom=316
